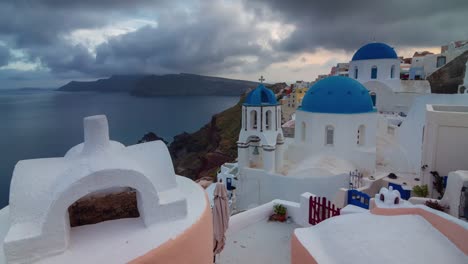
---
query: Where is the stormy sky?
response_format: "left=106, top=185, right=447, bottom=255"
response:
left=0, top=0, right=467, bottom=88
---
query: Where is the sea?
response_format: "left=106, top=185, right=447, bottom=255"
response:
left=0, top=89, right=239, bottom=208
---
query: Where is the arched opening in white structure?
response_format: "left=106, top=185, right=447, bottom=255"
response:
left=390, top=65, right=395, bottom=79
left=354, top=67, right=358, bottom=79
left=370, top=92, right=377, bottom=106
left=250, top=110, right=258, bottom=129
left=265, top=110, right=272, bottom=130
left=371, top=66, right=378, bottom=79
left=301, top=122, right=306, bottom=142
left=247, top=135, right=262, bottom=168
left=325, top=125, right=334, bottom=145
left=68, top=187, right=140, bottom=227
left=357, top=125, right=366, bottom=146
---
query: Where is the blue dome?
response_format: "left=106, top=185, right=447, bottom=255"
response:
left=352, top=42, right=398, bottom=61
left=244, top=84, right=277, bottom=106
left=301, top=76, right=375, bottom=114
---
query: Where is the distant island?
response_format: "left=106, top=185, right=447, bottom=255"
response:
left=57, top=73, right=261, bottom=96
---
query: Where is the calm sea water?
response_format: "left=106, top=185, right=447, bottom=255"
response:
left=0, top=90, right=239, bottom=208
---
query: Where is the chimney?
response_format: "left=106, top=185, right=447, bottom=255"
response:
left=82, top=115, right=110, bottom=154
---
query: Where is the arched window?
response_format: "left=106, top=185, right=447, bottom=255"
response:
left=325, top=125, right=334, bottom=145
left=265, top=110, right=272, bottom=130
left=371, top=66, right=378, bottom=79
left=390, top=65, right=395, bottom=79
left=301, top=122, right=306, bottom=142
left=354, top=67, right=358, bottom=79
left=357, top=125, right=365, bottom=146
left=250, top=110, right=257, bottom=129
left=370, top=92, right=377, bottom=106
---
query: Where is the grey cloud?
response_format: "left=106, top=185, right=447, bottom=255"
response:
left=0, top=45, right=11, bottom=67
left=0, top=0, right=467, bottom=84
left=245, top=0, right=468, bottom=53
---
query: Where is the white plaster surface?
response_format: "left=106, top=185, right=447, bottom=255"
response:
left=288, top=155, right=356, bottom=177
left=421, top=106, right=468, bottom=195
left=0, top=176, right=207, bottom=264
left=295, top=213, right=468, bottom=264
left=219, top=221, right=299, bottom=264
left=2, top=115, right=188, bottom=263
left=236, top=168, right=348, bottom=210
left=388, top=94, right=468, bottom=174
left=292, top=110, right=377, bottom=174
left=349, top=58, right=401, bottom=92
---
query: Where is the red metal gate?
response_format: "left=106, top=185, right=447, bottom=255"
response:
left=309, top=196, right=341, bottom=225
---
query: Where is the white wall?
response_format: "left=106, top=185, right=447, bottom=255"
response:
left=349, top=58, right=401, bottom=92
left=236, top=167, right=349, bottom=210
left=292, top=111, right=377, bottom=174
left=397, top=94, right=468, bottom=174
left=226, top=192, right=315, bottom=236
left=421, top=105, right=468, bottom=195
left=363, top=81, right=421, bottom=113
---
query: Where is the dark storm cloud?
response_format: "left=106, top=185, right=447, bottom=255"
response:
left=0, top=0, right=282, bottom=78
left=245, top=0, right=468, bottom=52
left=0, top=45, right=11, bottom=67
left=90, top=4, right=283, bottom=76
left=0, top=0, right=467, bottom=82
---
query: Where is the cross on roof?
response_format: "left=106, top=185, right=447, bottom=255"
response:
left=259, top=75, right=265, bottom=83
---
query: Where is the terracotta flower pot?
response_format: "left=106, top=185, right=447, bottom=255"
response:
left=276, top=214, right=286, bottom=222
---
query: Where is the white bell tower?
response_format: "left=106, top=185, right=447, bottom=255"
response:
left=237, top=76, right=284, bottom=173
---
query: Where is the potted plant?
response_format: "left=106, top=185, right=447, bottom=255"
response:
left=270, top=204, right=287, bottom=222
left=412, top=184, right=428, bottom=197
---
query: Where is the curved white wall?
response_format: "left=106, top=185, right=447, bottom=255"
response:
left=293, top=110, right=377, bottom=174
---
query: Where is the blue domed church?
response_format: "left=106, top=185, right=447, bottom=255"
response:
left=292, top=76, right=378, bottom=174
left=349, top=42, right=403, bottom=111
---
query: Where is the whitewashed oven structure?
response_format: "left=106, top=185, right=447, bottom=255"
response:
left=3, top=115, right=187, bottom=263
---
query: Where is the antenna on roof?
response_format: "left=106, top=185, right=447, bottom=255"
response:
left=259, top=75, right=265, bottom=84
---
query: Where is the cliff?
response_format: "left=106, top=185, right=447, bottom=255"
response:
left=58, top=73, right=260, bottom=96
left=131, top=73, right=259, bottom=96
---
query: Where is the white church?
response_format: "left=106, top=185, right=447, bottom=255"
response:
left=349, top=42, right=432, bottom=113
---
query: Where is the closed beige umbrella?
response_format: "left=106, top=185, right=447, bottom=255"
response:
left=212, top=182, right=230, bottom=257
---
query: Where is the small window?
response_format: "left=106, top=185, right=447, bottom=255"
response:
left=371, top=66, right=378, bottom=79
left=357, top=125, right=365, bottom=146
left=325, top=125, right=334, bottom=145
left=390, top=65, right=395, bottom=79
left=354, top=67, right=358, bottom=79
left=301, top=122, right=306, bottom=142
left=265, top=110, right=272, bottom=130
left=436, top=56, right=446, bottom=68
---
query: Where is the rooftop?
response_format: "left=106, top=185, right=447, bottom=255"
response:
left=300, top=76, right=375, bottom=114
left=352, top=42, right=398, bottom=61
left=219, top=221, right=299, bottom=264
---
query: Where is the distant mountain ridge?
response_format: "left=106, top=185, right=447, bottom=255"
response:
left=58, top=73, right=260, bottom=96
